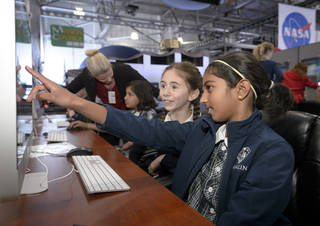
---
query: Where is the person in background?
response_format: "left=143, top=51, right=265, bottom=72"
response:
left=66, top=49, right=159, bottom=145
left=262, top=82, right=294, bottom=121
left=282, top=62, right=320, bottom=104
left=253, top=42, right=284, bottom=82
left=69, top=80, right=157, bottom=145
left=16, top=65, right=25, bottom=102
left=118, top=80, right=157, bottom=153
left=145, top=62, right=202, bottom=186
left=26, top=51, right=294, bottom=225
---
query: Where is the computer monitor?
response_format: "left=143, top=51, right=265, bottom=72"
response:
left=0, top=2, right=45, bottom=201
left=302, top=58, right=320, bottom=85
left=302, top=58, right=320, bottom=77
left=0, top=1, right=23, bottom=200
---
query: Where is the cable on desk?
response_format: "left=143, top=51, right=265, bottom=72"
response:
left=48, top=165, right=75, bottom=183
left=35, top=156, right=75, bottom=183
left=35, top=156, right=48, bottom=176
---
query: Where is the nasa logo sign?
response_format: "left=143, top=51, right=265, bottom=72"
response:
left=282, top=12, right=312, bottom=48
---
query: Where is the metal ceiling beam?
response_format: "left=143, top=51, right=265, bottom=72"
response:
left=229, top=0, right=319, bottom=34
left=130, top=26, right=160, bottom=44
left=17, top=4, right=240, bottom=34
left=97, top=0, right=131, bottom=40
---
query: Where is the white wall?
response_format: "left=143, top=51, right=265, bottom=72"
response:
left=41, top=37, right=101, bottom=85
left=126, top=54, right=209, bottom=86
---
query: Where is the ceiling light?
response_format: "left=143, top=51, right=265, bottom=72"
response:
left=74, top=7, right=85, bottom=16
left=130, top=32, right=139, bottom=40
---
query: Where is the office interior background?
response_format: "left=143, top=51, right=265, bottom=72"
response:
left=14, top=0, right=320, bottom=98
left=1, top=1, right=320, bottom=225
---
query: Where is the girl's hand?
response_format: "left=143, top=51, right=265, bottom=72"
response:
left=120, top=141, right=133, bottom=151
left=25, top=66, right=78, bottom=108
left=66, top=108, right=76, bottom=118
left=69, top=120, right=88, bottom=129
left=148, top=154, right=165, bottom=176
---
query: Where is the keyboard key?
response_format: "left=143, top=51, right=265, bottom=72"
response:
left=47, top=130, right=68, bottom=143
left=72, top=155, right=130, bottom=194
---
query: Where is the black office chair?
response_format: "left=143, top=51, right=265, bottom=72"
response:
left=296, top=100, right=320, bottom=116
left=264, top=111, right=320, bottom=226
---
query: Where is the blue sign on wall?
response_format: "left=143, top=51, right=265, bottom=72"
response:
left=282, top=12, right=311, bottom=49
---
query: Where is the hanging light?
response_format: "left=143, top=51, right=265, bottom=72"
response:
left=130, top=32, right=139, bottom=40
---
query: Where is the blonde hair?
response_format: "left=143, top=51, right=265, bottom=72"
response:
left=85, top=49, right=111, bottom=77
left=253, top=42, right=274, bottom=61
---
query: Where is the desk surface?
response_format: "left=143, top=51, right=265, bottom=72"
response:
left=1, top=117, right=212, bottom=226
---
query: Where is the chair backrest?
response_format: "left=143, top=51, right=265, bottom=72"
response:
left=296, top=100, right=320, bottom=116
left=264, top=111, right=320, bottom=226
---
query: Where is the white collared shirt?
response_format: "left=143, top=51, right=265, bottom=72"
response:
left=215, top=124, right=228, bottom=147
left=164, top=105, right=194, bottom=123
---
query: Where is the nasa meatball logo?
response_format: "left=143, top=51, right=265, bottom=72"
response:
left=282, top=12, right=312, bottom=48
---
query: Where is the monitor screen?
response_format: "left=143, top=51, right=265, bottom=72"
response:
left=302, top=58, right=320, bottom=76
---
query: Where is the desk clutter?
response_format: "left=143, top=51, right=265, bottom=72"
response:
left=30, top=142, right=76, bottom=158
left=4, top=115, right=212, bottom=226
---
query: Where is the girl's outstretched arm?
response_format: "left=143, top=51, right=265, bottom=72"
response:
left=25, top=66, right=107, bottom=125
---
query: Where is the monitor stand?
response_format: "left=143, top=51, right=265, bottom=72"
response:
left=20, top=172, right=48, bottom=194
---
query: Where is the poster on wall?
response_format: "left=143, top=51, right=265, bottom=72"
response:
left=50, top=25, right=84, bottom=48
left=278, top=3, right=316, bottom=50
left=16, top=19, right=31, bottom=43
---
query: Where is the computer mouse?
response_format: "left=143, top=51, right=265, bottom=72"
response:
left=42, top=132, right=48, bottom=137
left=66, top=147, right=93, bottom=157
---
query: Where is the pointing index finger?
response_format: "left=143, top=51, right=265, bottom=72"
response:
left=25, top=66, right=54, bottom=86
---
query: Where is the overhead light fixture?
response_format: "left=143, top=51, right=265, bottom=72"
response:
left=130, top=32, right=139, bottom=40
left=177, top=37, right=184, bottom=43
left=74, top=7, right=85, bottom=16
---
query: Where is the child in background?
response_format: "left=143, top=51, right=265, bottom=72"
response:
left=282, top=62, right=320, bottom=104
left=26, top=51, right=294, bottom=225
left=69, top=80, right=157, bottom=153
left=119, top=80, right=157, bottom=152
left=145, top=62, right=202, bottom=184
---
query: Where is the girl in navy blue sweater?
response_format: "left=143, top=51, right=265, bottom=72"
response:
left=26, top=51, right=294, bottom=226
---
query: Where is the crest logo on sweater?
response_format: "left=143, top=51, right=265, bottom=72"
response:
left=233, top=147, right=251, bottom=171
left=237, top=147, right=251, bottom=164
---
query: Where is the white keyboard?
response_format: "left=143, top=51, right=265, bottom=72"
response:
left=56, top=121, right=70, bottom=128
left=47, top=130, right=68, bottom=142
left=72, top=155, right=130, bottom=194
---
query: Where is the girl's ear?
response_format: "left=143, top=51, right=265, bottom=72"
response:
left=235, top=79, right=251, bottom=100
left=188, top=89, right=200, bottom=102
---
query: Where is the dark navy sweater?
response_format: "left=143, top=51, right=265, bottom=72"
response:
left=98, top=105, right=294, bottom=226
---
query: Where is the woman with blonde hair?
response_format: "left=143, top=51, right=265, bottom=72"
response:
left=253, top=42, right=283, bottom=82
left=66, top=49, right=159, bottom=144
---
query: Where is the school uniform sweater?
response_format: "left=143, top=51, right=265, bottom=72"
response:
left=97, top=105, right=294, bottom=226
